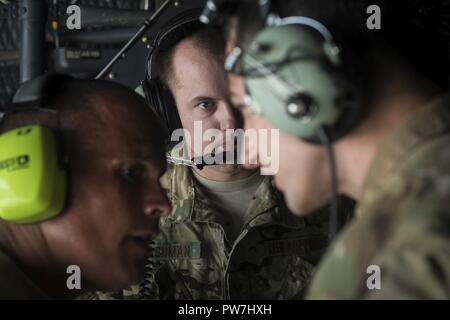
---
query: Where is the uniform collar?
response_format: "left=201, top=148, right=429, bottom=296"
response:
left=163, top=161, right=305, bottom=230
left=162, top=143, right=305, bottom=229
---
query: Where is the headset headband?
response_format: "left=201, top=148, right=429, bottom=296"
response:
left=147, top=11, right=203, bottom=80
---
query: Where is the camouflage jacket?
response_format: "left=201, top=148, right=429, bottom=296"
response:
left=307, top=95, right=450, bottom=299
left=98, top=164, right=331, bottom=300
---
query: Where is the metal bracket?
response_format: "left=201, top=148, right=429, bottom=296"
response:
left=0, top=3, right=27, bottom=20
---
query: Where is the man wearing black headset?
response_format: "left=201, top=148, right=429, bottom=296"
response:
left=215, top=0, right=450, bottom=299
left=0, top=77, right=171, bottom=299
left=94, top=12, right=344, bottom=300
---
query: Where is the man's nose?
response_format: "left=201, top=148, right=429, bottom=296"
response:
left=217, top=103, right=236, bottom=131
left=143, top=186, right=172, bottom=219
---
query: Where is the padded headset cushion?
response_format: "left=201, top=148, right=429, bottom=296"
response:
left=0, top=125, right=66, bottom=224
left=142, top=79, right=182, bottom=144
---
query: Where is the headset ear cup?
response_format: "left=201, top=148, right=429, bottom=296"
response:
left=1, top=73, right=70, bottom=223
left=142, top=79, right=165, bottom=120
left=142, top=79, right=182, bottom=145
left=243, top=23, right=364, bottom=143
left=159, top=81, right=183, bottom=135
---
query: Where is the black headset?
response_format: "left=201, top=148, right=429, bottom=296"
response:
left=0, top=73, right=70, bottom=224
left=141, top=10, right=205, bottom=147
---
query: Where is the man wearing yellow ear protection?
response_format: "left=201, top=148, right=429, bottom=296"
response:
left=219, top=0, right=450, bottom=299
left=0, top=77, right=171, bottom=299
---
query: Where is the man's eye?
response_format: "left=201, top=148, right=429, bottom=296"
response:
left=198, top=101, right=216, bottom=110
left=121, top=164, right=145, bottom=182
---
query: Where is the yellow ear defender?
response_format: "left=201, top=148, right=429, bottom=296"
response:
left=0, top=74, right=69, bottom=224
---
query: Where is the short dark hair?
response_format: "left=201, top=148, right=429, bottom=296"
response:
left=158, top=23, right=226, bottom=90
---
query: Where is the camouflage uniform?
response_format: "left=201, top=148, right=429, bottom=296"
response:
left=0, top=249, right=48, bottom=299
left=97, top=163, right=332, bottom=300
left=307, top=95, right=450, bottom=299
